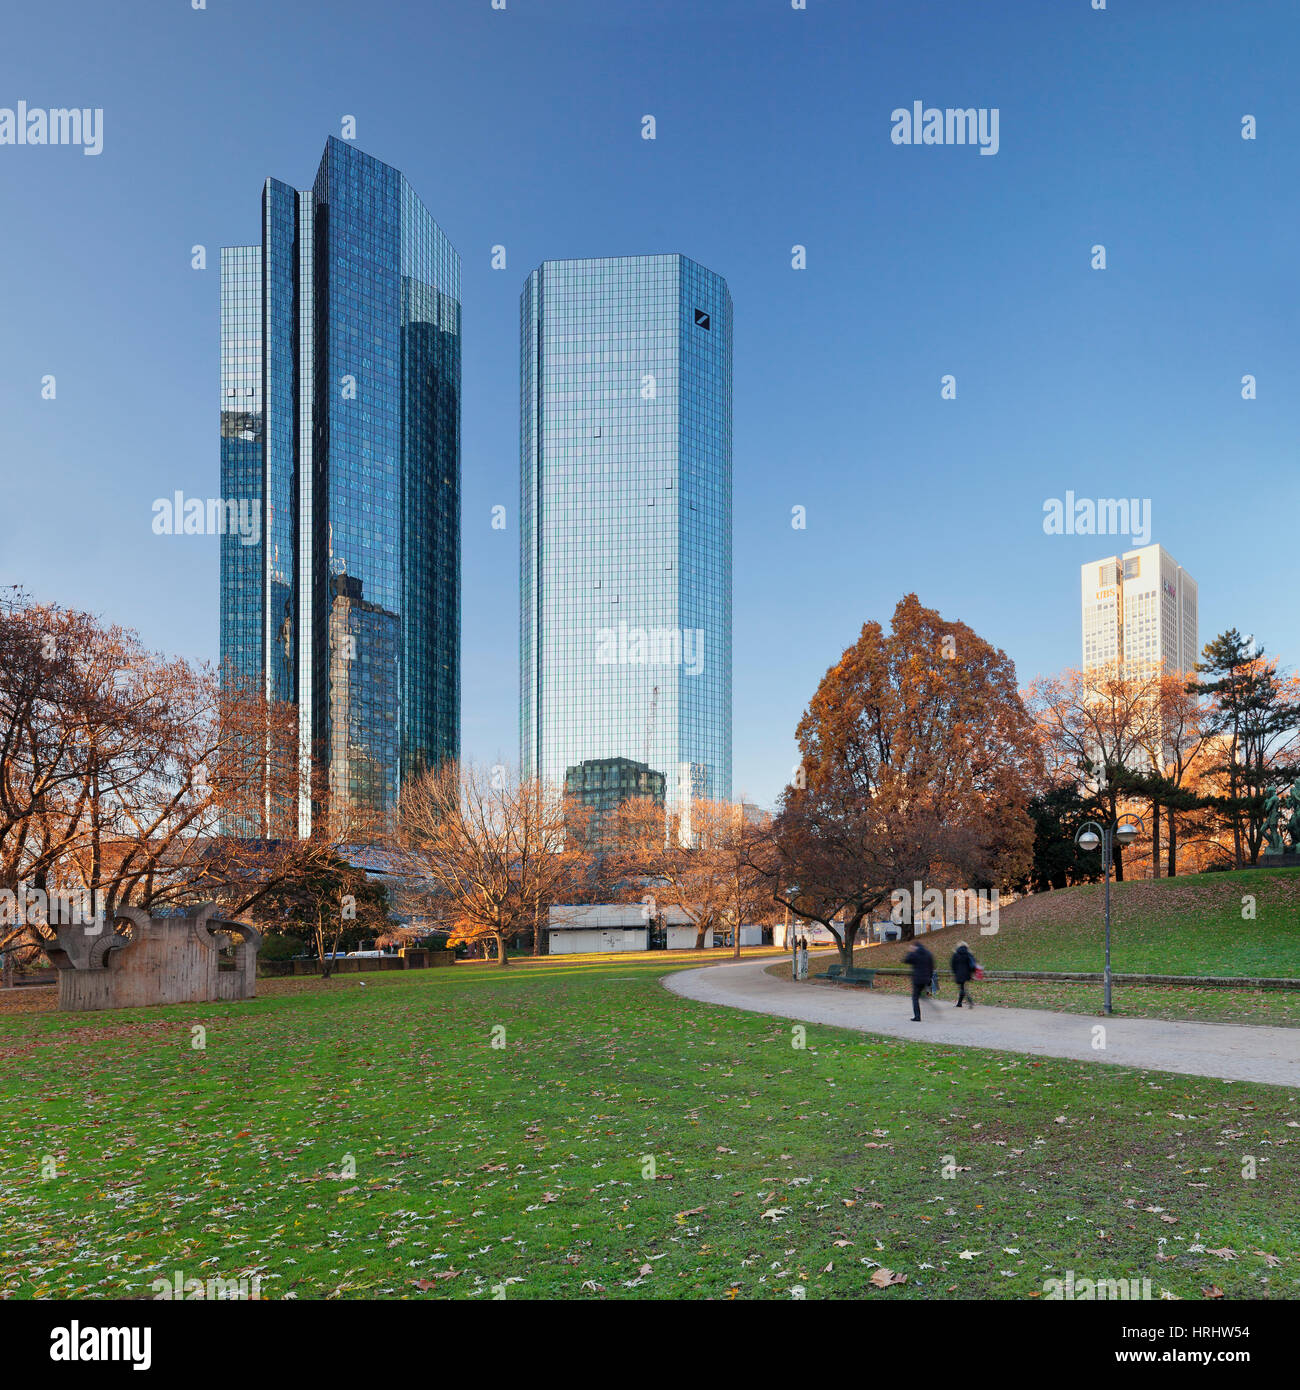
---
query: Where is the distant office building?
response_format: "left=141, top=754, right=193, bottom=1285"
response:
left=220, top=137, right=461, bottom=831
left=1081, top=545, right=1198, bottom=674
left=564, top=756, right=666, bottom=815
left=520, top=255, right=733, bottom=821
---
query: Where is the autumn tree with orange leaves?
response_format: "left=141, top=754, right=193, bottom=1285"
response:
left=0, top=593, right=348, bottom=975
left=761, top=595, right=1041, bottom=966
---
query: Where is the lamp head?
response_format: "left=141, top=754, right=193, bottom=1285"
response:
left=1114, top=821, right=1140, bottom=848
left=1076, top=829, right=1101, bottom=853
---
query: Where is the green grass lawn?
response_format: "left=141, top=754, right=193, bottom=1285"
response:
left=861, top=867, right=1300, bottom=979
left=2, top=961, right=1296, bottom=1301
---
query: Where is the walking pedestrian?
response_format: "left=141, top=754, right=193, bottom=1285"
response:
left=950, top=940, right=977, bottom=1008
left=903, top=939, right=935, bottom=1022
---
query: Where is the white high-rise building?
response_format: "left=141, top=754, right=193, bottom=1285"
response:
left=1081, top=544, right=1198, bottom=674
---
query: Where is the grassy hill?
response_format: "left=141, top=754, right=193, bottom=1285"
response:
left=857, top=867, right=1300, bottom=979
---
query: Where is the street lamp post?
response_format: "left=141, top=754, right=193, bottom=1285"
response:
left=1074, top=816, right=1144, bottom=1016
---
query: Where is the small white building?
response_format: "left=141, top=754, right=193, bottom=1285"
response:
left=548, top=903, right=649, bottom=955
left=548, top=902, right=764, bottom=953
left=658, top=905, right=705, bottom=950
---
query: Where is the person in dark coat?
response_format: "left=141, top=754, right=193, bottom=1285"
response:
left=950, top=940, right=977, bottom=1008
left=903, top=939, right=935, bottom=1022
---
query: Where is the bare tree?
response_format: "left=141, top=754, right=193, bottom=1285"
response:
left=613, top=796, right=770, bottom=951
left=1138, top=666, right=1212, bottom=877
left=1024, top=662, right=1164, bottom=881
left=0, top=594, right=346, bottom=974
left=398, top=763, right=593, bottom=967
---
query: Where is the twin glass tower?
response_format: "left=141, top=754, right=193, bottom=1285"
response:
left=520, top=256, right=733, bottom=818
left=221, top=138, right=460, bottom=832
left=221, top=142, right=731, bottom=830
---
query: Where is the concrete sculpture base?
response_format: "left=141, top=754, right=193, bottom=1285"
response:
left=45, top=904, right=260, bottom=1012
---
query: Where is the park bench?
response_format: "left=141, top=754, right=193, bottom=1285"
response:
left=817, top=963, right=876, bottom=987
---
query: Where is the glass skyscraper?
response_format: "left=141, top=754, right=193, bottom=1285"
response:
left=220, top=138, right=460, bottom=832
left=520, top=255, right=732, bottom=822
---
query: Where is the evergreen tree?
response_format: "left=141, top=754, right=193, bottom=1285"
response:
left=1194, top=630, right=1300, bottom=867
left=1020, top=784, right=1103, bottom=892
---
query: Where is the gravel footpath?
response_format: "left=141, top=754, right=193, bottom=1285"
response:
left=663, top=956, right=1300, bottom=1088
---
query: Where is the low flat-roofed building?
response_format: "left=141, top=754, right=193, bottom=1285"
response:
left=548, top=901, right=729, bottom=952
left=548, top=902, right=650, bottom=954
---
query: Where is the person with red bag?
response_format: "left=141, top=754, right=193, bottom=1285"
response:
left=950, top=940, right=979, bottom=1009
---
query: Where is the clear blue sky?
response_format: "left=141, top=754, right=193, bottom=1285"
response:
left=2, top=0, right=1296, bottom=809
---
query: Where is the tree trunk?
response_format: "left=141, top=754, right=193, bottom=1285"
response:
left=317, top=918, right=333, bottom=980
left=1167, top=812, right=1177, bottom=877
left=694, top=924, right=707, bottom=950
left=1151, top=798, right=1161, bottom=879
left=1113, top=844, right=1125, bottom=883
left=494, top=932, right=509, bottom=966
left=1228, top=757, right=1243, bottom=869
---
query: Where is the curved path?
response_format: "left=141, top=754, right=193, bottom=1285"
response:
left=663, top=956, right=1300, bottom=1088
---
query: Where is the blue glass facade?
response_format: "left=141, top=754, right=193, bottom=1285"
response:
left=220, top=138, right=461, bottom=831
left=520, top=255, right=733, bottom=820
left=219, top=246, right=263, bottom=691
